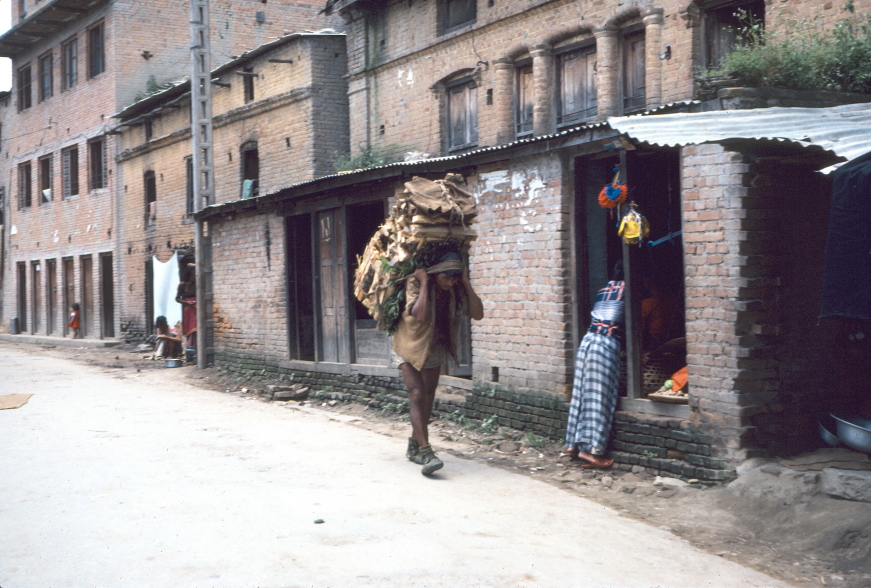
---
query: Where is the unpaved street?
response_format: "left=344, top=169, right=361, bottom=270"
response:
left=0, top=344, right=789, bottom=588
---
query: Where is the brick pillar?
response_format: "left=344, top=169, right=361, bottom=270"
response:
left=530, top=44, right=554, bottom=136
left=642, top=9, right=664, bottom=110
left=492, top=57, right=515, bottom=145
left=594, top=28, right=618, bottom=118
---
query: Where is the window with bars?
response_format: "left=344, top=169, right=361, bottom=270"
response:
left=557, top=46, right=598, bottom=126
left=88, top=22, right=105, bottom=78
left=622, top=30, right=646, bottom=113
left=61, top=37, right=78, bottom=91
left=515, top=64, right=533, bottom=137
left=38, top=52, right=53, bottom=102
left=446, top=80, right=478, bottom=152
left=62, top=145, right=79, bottom=198
left=18, top=161, right=32, bottom=209
left=17, top=64, right=32, bottom=111
left=88, top=138, right=106, bottom=190
left=38, top=155, right=53, bottom=205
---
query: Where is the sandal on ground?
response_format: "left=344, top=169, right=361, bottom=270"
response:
left=580, top=457, right=614, bottom=469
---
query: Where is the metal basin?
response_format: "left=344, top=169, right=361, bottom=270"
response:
left=831, top=413, right=871, bottom=454
left=818, top=414, right=843, bottom=448
left=164, top=358, right=183, bottom=368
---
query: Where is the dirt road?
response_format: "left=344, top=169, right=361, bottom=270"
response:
left=0, top=342, right=791, bottom=588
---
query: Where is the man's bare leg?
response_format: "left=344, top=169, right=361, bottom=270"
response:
left=401, top=363, right=441, bottom=447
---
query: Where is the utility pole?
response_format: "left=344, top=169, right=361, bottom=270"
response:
left=191, top=0, right=214, bottom=368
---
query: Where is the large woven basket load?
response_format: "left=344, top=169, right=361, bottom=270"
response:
left=354, top=173, right=477, bottom=333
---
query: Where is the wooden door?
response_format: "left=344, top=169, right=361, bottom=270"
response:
left=316, top=208, right=348, bottom=363
left=47, top=259, right=57, bottom=335
left=81, top=255, right=93, bottom=337
left=63, top=257, right=74, bottom=336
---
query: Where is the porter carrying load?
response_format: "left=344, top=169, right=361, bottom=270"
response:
left=354, top=173, right=478, bottom=334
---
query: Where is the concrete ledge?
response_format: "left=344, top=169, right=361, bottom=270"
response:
left=0, top=334, right=122, bottom=348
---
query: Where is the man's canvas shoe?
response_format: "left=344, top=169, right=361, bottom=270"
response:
left=411, top=445, right=444, bottom=475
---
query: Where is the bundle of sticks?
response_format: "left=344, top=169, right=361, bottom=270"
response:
left=354, top=173, right=478, bottom=333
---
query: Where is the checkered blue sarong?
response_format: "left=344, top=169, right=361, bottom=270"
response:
left=565, top=332, right=621, bottom=455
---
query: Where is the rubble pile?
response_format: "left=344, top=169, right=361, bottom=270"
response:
left=354, top=173, right=478, bottom=333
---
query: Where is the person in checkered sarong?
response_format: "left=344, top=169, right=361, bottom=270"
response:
left=563, top=262, right=625, bottom=469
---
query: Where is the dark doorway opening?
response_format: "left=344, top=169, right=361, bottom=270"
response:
left=286, top=214, right=315, bottom=361
left=17, top=261, right=27, bottom=332
left=81, top=255, right=93, bottom=337
left=100, top=252, right=115, bottom=338
left=47, top=258, right=57, bottom=335
left=145, top=258, right=154, bottom=336
left=31, top=261, right=42, bottom=334
left=62, top=257, right=74, bottom=337
left=346, top=199, right=390, bottom=365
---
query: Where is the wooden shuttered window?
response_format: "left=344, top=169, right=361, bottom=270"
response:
left=17, top=65, right=32, bottom=111
left=18, top=162, right=32, bottom=209
left=62, top=146, right=79, bottom=198
left=622, top=31, right=646, bottom=113
left=88, top=138, right=106, bottom=190
left=558, top=47, right=597, bottom=126
left=62, top=38, right=78, bottom=90
left=447, top=82, right=477, bottom=152
left=515, top=65, right=533, bottom=136
left=702, top=0, right=765, bottom=69
left=444, top=0, right=476, bottom=33
left=38, top=53, right=53, bottom=102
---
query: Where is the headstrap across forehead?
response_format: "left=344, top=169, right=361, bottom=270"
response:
left=426, top=260, right=464, bottom=274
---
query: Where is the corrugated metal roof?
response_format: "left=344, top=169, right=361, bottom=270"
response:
left=608, top=102, right=871, bottom=172
left=195, top=100, right=699, bottom=216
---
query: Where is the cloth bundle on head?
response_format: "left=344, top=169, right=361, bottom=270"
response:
left=427, top=251, right=464, bottom=276
left=353, top=174, right=477, bottom=333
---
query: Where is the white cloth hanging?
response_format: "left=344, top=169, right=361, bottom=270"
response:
left=153, top=252, right=181, bottom=327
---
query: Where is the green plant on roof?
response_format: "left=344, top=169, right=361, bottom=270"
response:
left=709, top=10, right=871, bottom=94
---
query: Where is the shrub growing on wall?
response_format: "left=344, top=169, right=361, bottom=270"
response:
left=713, top=8, right=871, bottom=94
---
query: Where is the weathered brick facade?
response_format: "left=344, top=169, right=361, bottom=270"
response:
left=114, top=33, right=348, bottom=339
left=0, top=0, right=342, bottom=338
left=3, top=0, right=868, bottom=482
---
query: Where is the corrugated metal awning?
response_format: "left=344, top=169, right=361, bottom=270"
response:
left=608, top=102, right=871, bottom=173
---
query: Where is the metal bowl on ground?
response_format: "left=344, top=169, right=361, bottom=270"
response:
left=818, top=414, right=843, bottom=447
left=831, top=413, right=871, bottom=453
left=164, top=358, right=183, bottom=368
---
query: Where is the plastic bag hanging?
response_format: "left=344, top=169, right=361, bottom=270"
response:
left=618, top=203, right=650, bottom=246
left=598, top=165, right=628, bottom=210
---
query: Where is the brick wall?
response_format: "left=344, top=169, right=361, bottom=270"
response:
left=210, top=211, right=288, bottom=365
left=1, top=1, right=344, bottom=336
left=339, top=0, right=871, bottom=158
left=467, top=153, right=574, bottom=397
left=681, top=143, right=837, bottom=462
left=113, top=34, right=347, bottom=340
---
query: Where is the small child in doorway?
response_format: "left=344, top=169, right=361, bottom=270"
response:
left=68, top=303, right=81, bottom=339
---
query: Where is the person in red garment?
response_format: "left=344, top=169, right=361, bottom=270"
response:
left=68, top=303, right=81, bottom=339
left=393, top=251, right=484, bottom=475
